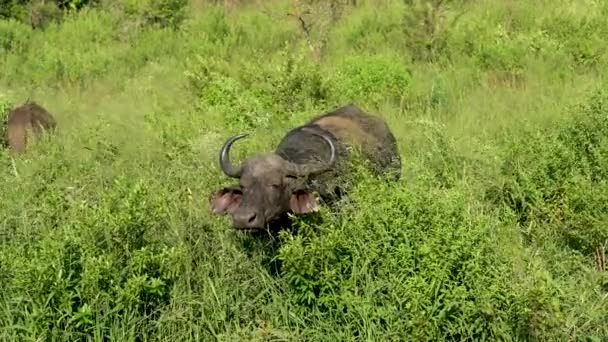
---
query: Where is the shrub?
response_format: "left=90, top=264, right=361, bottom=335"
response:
left=448, top=6, right=564, bottom=75
left=0, top=175, right=187, bottom=338
left=0, top=95, right=13, bottom=144
left=57, top=0, right=101, bottom=10
left=1, top=0, right=101, bottom=28
left=0, top=0, right=29, bottom=20
left=464, top=22, right=529, bottom=74
left=242, top=50, right=329, bottom=112
left=280, top=0, right=356, bottom=62
left=325, top=54, right=411, bottom=108
left=186, top=49, right=328, bottom=131
left=27, top=0, right=64, bottom=29
left=277, top=166, right=569, bottom=339
left=493, top=88, right=608, bottom=258
left=0, top=10, right=134, bottom=86
left=118, top=0, right=188, bottom=29
left=541, top=10, right=608, bottom=69
left=185, top=55, right=275, bottom=131
left=401, top=0, right=468, bottom=62
left=0, top=95, right=13, bottom=117
left=0, top=1, right=17, bottom=17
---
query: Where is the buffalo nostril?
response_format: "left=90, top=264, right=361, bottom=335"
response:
left=233, top=211, right=261, bottom=229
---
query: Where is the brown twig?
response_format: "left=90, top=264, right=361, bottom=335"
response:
left=595, top=241, right=606, bottom=272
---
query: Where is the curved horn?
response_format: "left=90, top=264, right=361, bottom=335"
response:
left=287, top=128, right=337, bottom=176
left=219, top=133, right=248, bottom=178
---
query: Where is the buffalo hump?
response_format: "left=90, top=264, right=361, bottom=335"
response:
left=3, top=101, right=57, bottom=154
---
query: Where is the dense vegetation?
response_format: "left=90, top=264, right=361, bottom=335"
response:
left=1, top=0, right=607, bottom=340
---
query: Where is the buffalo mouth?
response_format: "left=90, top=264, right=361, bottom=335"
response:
left=231, top=220, right=270, bottom=232
left=231, top=224, right=274, bottom=235
left=233, top=227, right=268, bottom=233
left=231, top=213, right=292, bottom=233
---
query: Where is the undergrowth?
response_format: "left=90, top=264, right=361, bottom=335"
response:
left=0, top=0, right=607, bottom=340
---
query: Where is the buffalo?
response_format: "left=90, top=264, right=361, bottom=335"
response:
left=2, top=100, right=57, bottom=154
left=210, top=104, right=401, bottom=231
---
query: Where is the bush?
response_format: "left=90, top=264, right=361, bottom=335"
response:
left=244, top=50, right=329, bottom=112
left=541, top=10, right=608, bottom=69
left=0, top=95, right=12, bottom=117
left=28, top=0, right=65, bottom=29
left=0, top=9, right=175, bottom=86
left=326, top=54, right=411, bottom=108
left=185, top=55, right=276, bottom=131
left=118, top=0, right=188, bottom=29
left=0, top=175, right=187, bottom=338
left=493, top=88, right=608, bottom=258
left=0, top=0, right=30, bottom=20
left=330, top=1, right=402, bottom=56
left=277, top=165, right=579, bottom=339
left=1, top=0, right=101, bottom=28
left=186, top=49, right=328, bottom=131
left=445, top=4, right=569, bottom=76
left=0, top=95, right=13, bottom=145
left=401, top=0, right=467, bottom=62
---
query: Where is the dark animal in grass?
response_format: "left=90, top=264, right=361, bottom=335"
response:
left=2, top=101, right=57, bottom=154
left=209, top=104, right=402, bottom=231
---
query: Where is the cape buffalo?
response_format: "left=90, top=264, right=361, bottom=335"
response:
left=2, top=100, right=57, bottom=154
left=210, top=104, right=401, bottom=231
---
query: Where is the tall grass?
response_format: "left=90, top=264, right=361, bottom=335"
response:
left=0, top=0, right=607, bottom=340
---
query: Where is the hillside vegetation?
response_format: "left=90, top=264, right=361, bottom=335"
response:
left=1, top=0, right=607, bottom=340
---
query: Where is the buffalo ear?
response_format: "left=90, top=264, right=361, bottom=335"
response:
left=210, top=188, right=242, bottom=215
left=289, top=190, right=319, bottom=214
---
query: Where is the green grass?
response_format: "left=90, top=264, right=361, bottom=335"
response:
left=1, top=0, right=607, bottom=340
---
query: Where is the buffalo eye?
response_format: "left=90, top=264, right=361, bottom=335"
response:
left=284, top=174, right=297, bottom=180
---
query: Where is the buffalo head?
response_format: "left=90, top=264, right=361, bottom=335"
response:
left=210, top=128, right=336, bottom=230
